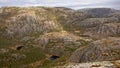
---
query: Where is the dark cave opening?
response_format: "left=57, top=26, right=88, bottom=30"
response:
left=16, top=46, right=24, bottom=50
left=49, top=55, right=60, bottom=60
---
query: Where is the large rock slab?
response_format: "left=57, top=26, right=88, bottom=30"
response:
left=69, top=37, right=120, bottom=63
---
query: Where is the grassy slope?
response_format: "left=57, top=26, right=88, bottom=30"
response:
left=0, top=7, right=91, bottom=68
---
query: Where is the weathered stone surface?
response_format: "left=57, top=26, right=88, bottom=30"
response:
left=79, top=8, right=116, bottom=18
left=0, top=7, right=120, bottom=67
left=34, top=31, right=89, bottom=56
left=69, top=37, right=120, bottom=63
left=11, top=53, right=26, bottom=60
left=83, top=23, right=120, bottom=38
left=58, top=60, right=120, bottom=68
left=0, top=48, right=9, bottom=54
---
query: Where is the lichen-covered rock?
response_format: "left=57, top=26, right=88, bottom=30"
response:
left=11, top=53, right=26, bottom=60
left=69, top=37, right=120, bottom=63
left=3, top=7, right=62, bottom=38
left=0, top=7, right=120, bottom=67
left=1, top=7, right=119, bottom=39
left=59, top=60, right=120, bottom=68
left=0, top=7, right=90, bottom=38
left=82, top=23, right=120, bottom=38
left=76, top=17, right=118, bottom=28
left=0, top=48, right=9, bottom=54
left=79, top=8, right=116, bottom=18
left=1, top=53, right=26, bottom=62
left=34, top=31, right=90, bottom=56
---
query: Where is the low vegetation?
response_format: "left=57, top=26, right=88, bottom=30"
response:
left=0, top=7, right=120, bottom=68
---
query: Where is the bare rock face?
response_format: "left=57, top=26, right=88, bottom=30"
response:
left=0, top=7, right=120, bottom=67
left=5, top=15, right=59, bottom=38
left=84, top=23, right=120, bottom=38
left=69, top=37, right=120, bottom=63
left=1, top=7, right=119, bottom=39
left=0, top=7, right=91, bottom=38
left=79, top=8, right=116, bottom=18
left=34, top=31, right=80, bottom=56
left=1, top=7, right=62, bottom=38
left=76, top=17, right=120, bottom=38
left=34, top=31, right=90, bottom=56
left=108, top=11, right=120, bottom=19
left=76, top=17, right=118, bottom=28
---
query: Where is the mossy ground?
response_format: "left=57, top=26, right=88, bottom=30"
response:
left=0, top=37, right=46, bottom=68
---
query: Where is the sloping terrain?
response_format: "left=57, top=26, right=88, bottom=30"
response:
left=78, top=8, right=116, bottom=18
left=0, top=7, right=120, bottom=68
left=69, top=37, right=120, bottom=63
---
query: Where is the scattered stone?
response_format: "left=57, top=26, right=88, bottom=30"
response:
left=11, top=53, right=26, bottom=60
left=59, top=60, right=118, bottom=68
left=0, top=49, right=9, bottom=54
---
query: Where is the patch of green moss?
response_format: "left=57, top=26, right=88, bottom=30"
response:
left=41, top=54, right=70, bottom=68
left=0, top=37, right=13, bottom=48
left=0, top=45, right=46, bottom=68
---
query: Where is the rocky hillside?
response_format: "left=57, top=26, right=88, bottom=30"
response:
left=79, top=8, right=116, bottom=18
left=69, top=37, right=120, bottom=63
left=0, top=7, right=120, bottom=68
